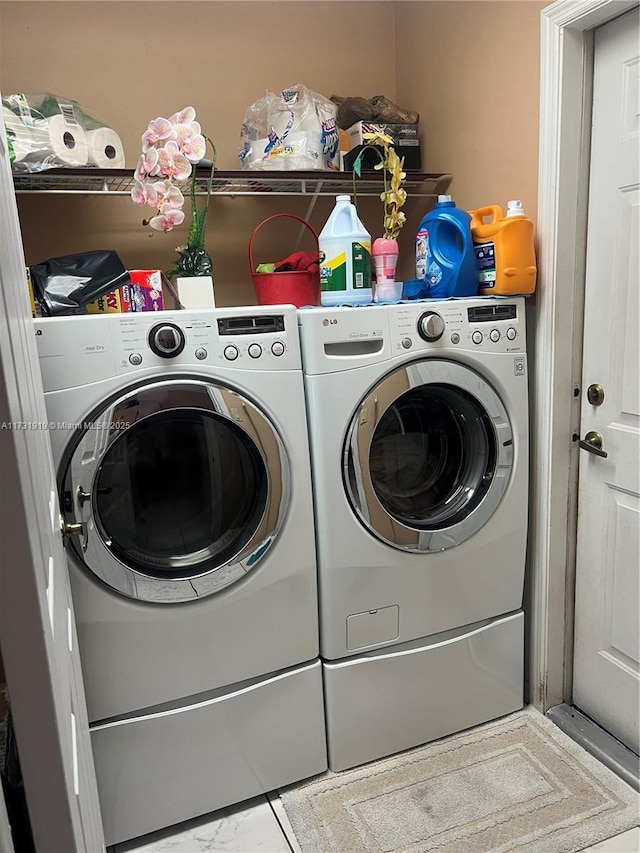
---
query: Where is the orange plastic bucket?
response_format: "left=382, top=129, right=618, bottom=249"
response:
left=249, top=214, right=321, bottom=308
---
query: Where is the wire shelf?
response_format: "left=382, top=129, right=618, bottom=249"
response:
left=12, top=168, right=453, bottom=198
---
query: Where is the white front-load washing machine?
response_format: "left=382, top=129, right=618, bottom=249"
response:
left=299, top=297, right=528, bottom=771
left=35, top=307, right=327, bottom=845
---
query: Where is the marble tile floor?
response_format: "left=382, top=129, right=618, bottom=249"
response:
left=111, top=792, right=639, bottom=853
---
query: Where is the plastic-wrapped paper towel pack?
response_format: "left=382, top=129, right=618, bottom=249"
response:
left=238, top=84, right=340, bottom=171
left=2, top=92, right=125, bottom=172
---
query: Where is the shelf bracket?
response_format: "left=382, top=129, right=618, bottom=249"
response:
left=299, top=180, right=323, bottom=247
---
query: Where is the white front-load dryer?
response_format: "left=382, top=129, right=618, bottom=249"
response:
left=36, top=307, right=326, bottom=845
left=299, top=297, right=528, bottom=770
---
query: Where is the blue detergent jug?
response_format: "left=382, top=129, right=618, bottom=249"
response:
left=406, top=195, right=478, bottom=299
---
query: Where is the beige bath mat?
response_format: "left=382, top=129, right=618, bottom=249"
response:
left=280, top=706, right=639, bottom=852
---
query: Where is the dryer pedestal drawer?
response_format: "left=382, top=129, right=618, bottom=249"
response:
left=323, top=612, right=523, bottom=772
left=91, top=660, right=327, bottom=846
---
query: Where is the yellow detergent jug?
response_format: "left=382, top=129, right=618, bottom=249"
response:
left=469, top=200, right=537, bottom=295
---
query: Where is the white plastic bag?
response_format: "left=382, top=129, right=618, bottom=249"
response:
left=238, top=84, right=339, bottom=171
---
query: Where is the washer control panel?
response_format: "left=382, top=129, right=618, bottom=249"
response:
left=388, top=299, right=525, bottom=354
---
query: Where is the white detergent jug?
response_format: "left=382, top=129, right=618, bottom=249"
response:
left=319, top=195, right=372, bottom=306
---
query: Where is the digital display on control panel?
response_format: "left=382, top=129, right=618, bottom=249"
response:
left=467, top=304, right=517, bottom=323
left=217, top=315, right=285, bottom=335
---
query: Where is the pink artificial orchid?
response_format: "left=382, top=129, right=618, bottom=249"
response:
left=149, top=205, right=186, bottom=233
left=156, top=140, right=192, bottom=182
left=133, top=148, right=159, bottom=182
left=141, top=117, right=173, bottom=153
left=168, top=106, right=196, bottom=126
left=131, top=105, right=216, bottom=276
left=153, top=180, right=184, bottom=210
left=131, top=180, right=159, bottom=208
left=174, top=121, right=206, bottom=163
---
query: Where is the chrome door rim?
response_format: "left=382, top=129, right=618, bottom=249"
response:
left=343, top=359, right=514, bottom=552
left=61, top=378, right=289, bottom=602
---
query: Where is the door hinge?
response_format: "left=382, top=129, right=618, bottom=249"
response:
left=59, top=515, right=88, bottom=551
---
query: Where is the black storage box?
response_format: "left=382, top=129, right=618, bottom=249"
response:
left=344, top=121, right=422, bottom=172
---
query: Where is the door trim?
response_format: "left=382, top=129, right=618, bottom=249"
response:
left=531, top=0, right=639, bottom=712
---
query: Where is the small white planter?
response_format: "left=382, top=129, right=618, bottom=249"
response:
left=175, top=275, right=215, bottom=309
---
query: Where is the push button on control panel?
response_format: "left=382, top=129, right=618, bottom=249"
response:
left=450, top=333, right=460, bottom=345
left=271, top=341, right=285, bottom=357
left=506, top=327, right=517, bottom=341
left=224, top=345, right=239, bottom=361
left=248, top=343, right=262, bottom=359
left=402, top=337, right=412, bottom=349
left=472, top=330, right=483, bottom=345
left=129, top=353, right=143, bottom=366
left=195, top=348, right=208, bottom=360
left=490, top=329, right=501, bottom=342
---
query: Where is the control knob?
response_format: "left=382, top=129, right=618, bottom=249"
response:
left=417, top=311, right=445, bottom=342
left=148, top=323, right=186, bottom=358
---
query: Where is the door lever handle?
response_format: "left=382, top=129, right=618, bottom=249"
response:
left=579, top=431, right=608, bottom=458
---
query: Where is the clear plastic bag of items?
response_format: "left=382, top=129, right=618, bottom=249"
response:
left=2, top=92, right=125, bottom=173
left=238, top=84, right=339, bottom=171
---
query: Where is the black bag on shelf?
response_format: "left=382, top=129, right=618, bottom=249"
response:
left=30, top=249, right=131, bottom=316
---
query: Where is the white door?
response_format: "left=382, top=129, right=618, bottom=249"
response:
left=0, top=110, right=105, bottom=848
left=572, top=7, right=640, bottom=754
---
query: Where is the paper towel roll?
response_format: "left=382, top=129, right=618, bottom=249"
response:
left=46, top=113, right=88, bottom=166
left=86, top=126, right=125, bottom=168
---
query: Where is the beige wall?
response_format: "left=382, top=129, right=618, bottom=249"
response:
left=1, top=1, right=545, bottom=305
left=396, top=1, right=547, bottom=220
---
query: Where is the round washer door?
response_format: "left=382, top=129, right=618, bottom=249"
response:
left=343, top=359, right=514, bottom=552
left=60, top=379, right=289, bottom=602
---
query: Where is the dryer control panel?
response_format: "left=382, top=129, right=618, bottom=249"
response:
left=387, top=297, right=526, bottom=356
left=35, top=307, right=301, bottom=393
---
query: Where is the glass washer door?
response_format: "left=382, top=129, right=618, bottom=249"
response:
left=60, top=379, right=289, bottom=602
left=343, top=359, right=514, bottom=552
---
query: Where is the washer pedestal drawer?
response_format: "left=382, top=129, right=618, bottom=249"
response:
left=323, top=612, right=523, bottom=772
left=91, top=660, right=327, bottom=846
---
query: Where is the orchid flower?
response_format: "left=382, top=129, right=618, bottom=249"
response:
left=153, top=180, right=184, bottom=210
left=142, top=117, right=173, bottom=152
left=156, top=140, right=192, bottom=182
left=168, top=106, right=196, bottom=126
left=149, top=205, right=185, bottom=233
left=134, top=148, right=159, bottom=182
left=131, top=180, right=158, bottom=207
left=366, top=131, right=394, bottom=150
left=174, top=122, right=206, bottom=163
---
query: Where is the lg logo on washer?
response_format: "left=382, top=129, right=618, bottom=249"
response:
left=322, top=318, right=338, bottom=326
